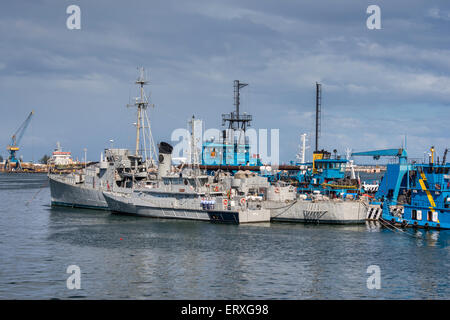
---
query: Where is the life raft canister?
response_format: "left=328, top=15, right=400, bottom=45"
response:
left=214, top=186, right=219, bottom=192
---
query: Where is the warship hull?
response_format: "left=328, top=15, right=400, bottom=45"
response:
left=49, top=175, right=109, bottom=210
left=266, top=199, right=368, bottom=224
left=103, top=192, right=270, bottom=224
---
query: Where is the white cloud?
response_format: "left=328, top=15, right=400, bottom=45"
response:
left=427, top=7, right=450, bottom=21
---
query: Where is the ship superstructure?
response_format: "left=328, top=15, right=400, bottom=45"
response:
left=48, top=142, right=74, bottom=166
left=202, top=80, right=262, bottom=167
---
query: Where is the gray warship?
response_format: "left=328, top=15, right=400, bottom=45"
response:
left=49, top=148, right=153, bottom=209
left=103, top=142, right=271, bottom=223
left=49, top=68, right=157, bottom=209
left=262, top=182, right=368, bottom=224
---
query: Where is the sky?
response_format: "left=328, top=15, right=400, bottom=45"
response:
left=0, top=0, right=449, bottom=165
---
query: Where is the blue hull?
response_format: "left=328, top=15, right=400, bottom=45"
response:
left=382, top=210, right=450, bottom=230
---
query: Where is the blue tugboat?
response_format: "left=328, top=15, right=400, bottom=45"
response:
left=293, top=149, right=360, bottom=199
left=353, top=147, right=450, bottom=229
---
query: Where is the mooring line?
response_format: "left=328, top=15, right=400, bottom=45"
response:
left=378, top=218, right=423, bottom=239
left=25, top=179, right=49, bottom=207
left=271, top=200, right=298, bottom=218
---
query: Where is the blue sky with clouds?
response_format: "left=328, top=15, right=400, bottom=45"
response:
left=0, top=0, right=448, bottom=164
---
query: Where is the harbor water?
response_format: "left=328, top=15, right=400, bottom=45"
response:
left=0, top=173, right=449, bottom=299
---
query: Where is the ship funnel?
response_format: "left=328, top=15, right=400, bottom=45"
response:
left=158, top=142, right=173, bottom=179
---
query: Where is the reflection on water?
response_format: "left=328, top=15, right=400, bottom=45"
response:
left=0, top=173, right=449, bottom=299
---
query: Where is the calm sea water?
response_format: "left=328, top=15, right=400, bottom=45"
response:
left=0, top=173, right=448, bottom=299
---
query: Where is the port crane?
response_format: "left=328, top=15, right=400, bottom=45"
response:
left=351, top=148, right=408, bottom=164
left=4, top=111, right=34, bottom=170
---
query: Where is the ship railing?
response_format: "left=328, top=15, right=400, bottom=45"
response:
left=408, top=158, right=423, bottom=165
left=222, top=113, right=252, bottom=122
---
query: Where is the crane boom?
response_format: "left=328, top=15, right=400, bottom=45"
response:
left=8, top=111, right=34, bottom=150
left=351, top=148, right=408, bottom=164
left=352, top=148, right=409, bottom=204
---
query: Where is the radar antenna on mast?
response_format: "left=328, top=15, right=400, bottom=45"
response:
left=222, top=80, right=252, bottom=131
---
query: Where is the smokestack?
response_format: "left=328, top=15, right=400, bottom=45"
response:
left=157, top=142, right=173, bottom=179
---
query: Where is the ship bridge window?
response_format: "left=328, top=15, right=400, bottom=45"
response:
left=430, top=211, right=438, bottom=222
left=416, top=210, right=422, bottom=220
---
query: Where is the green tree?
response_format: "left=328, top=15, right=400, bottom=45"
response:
left=39, top=154, right=50, bottom=164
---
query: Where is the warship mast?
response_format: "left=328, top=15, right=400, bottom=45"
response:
left=222, top=80, right=252, bottom=131
left=127, top=67, right=157, bottom=166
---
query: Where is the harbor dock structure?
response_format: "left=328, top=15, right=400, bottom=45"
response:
left=0, top=162, right=48, bottom=173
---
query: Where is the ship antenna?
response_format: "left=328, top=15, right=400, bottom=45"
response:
left=296, top=133, right=309, bottom=163
left=127, top=67, right=157, bottom=167
left=222, top=80, right=251, bottom=131
left=315, top=82, right=321, bottom=152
